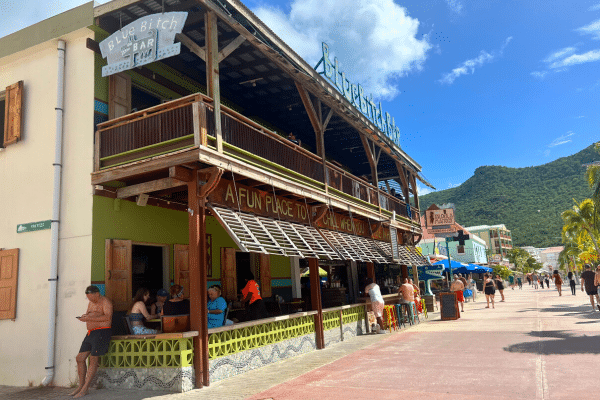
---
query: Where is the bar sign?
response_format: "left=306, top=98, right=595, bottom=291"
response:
left=17, top=220, right=51, bottom=233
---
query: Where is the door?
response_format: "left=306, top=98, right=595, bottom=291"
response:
left=0, top=249, right=19, bottom=320
left=174, top=244, right=190, bottom=299
left=105, top=239, right=132, bottom=311
left=221, top=247, right=237, bottom=301
left=109, top=73, right=131, bottom=119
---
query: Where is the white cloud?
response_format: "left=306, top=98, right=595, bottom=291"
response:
left=447, top=183, right=461, bottom=188
left=417, top=184, right=435, bottom=196
left=438, top=37, right=512, bottom=85
left=590, top=3, right=600, bottom=11
left=445, top=0, right=463, bottom=14
left=575, top=115, right=585, bottom=118
left=530, top=71, right=547, bottom=79
left=577, top=18, right=600, bottom=39
left=544, top=47, right=576, bottom=63
left=549, top=49, right=600, bottom=68
left=253, top=0, right=431, bottom=100
left=548, top=131, right=575, bottom=147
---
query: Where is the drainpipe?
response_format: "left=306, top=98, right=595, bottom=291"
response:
left=42, top=39, right=66, bottom=386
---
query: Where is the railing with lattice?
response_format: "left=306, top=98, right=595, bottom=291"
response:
left=99, top=337, right=194, bottom=368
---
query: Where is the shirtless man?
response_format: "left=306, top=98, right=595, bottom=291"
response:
left=70, top=285, right=113, bottom=398
left=450, top=275, right=465, bottom=312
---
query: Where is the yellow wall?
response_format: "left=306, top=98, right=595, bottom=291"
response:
left=0, top=28, right=95, bottom=387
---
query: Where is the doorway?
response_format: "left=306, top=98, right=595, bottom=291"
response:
left=132, top=244, right=167, bottom=296
left=236, top=252, right=251, bottom=294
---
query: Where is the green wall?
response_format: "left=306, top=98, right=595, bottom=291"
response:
left=91, top=195, right=238, bottom=281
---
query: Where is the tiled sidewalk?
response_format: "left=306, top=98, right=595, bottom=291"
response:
left=0, top=307, right=438, bottom=400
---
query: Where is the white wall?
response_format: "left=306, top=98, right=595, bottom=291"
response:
left=0, top=28, right=95, bottom=387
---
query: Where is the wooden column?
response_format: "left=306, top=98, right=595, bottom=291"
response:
left=401, top=265, right=409, bottom=281
left=366, top=262, right=375, bottom=283
left=187, top=177, right=208, bottom=387
left=309, top=258, right=324, bottom=349
left=205, top=10, right=222, bottom=153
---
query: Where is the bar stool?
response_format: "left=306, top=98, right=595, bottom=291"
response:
left=383, top=304, right=399, bottom=332
left=420, top=298, right=428, bottom=319
left=394, top=304, right=406, bottom=328
left=397, top=302, right=414, bottom=325
left=411, top=302, right=420, bottom=324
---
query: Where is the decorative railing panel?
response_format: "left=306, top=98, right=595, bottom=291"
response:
left=322, top=309, right=341, bottom=331
left=99, top=337, right=194, bottom=368
left=208, top=314, right=316, bottom=359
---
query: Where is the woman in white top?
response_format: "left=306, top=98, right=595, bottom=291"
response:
left=364, top=278, right=385, bottom=333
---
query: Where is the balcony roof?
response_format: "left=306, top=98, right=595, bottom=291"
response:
left=93, top=0, right=424, bottom=188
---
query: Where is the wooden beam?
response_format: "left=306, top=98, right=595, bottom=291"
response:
left=409, top=172, right=419, bottom=211
left=169, top=166, right=194, bottom=182
left=177, top=33, right=206, bottom=62
left=322, top=108, right=334, bottom=131
left=116, top=177, right=186, bottom=199
left=197, top=167, right=224, bottom=199
left=295, top=82, right=322, bottom=148
left=218, top=35, right=246, bottom=63
left=205, top=11, right=223, bottom=153
left=309, top=258, right=325, bottom=349
left=395, top=161, right=410, bottom=203
left=359, top=133, right=378, bottom=187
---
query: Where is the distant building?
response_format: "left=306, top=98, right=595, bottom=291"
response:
left=464, top=224, right=513, bottom=261
left=419, top=216, right=488, bottom=264
left=522, top=246, right=542, bottom=263
left=539, top=246, right=564, bottom=272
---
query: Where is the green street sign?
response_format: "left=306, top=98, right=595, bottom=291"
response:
left=17, top=220, right=52, bottom=233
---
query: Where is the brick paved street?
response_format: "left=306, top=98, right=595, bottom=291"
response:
left=2, top=284, right=598, bottom=400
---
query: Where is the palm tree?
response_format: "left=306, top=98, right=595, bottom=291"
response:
left=585, top=142, right=600, bottom=223
left=558, top=241, right=581, bottom=272
left=561, top=198, right=600, bottom=259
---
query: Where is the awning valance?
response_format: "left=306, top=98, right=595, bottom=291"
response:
left=209, top=205, right=341, bottom=260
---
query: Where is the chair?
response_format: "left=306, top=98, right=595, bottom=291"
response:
left=397, top=302, right=415, bottom=325
left=161, top=314, right=190, bottom=333
left=383, top=305, right=399, bottom=332
left=222, top=303, right=230, bottom=326
left=123, top=315, right=134, bottom=335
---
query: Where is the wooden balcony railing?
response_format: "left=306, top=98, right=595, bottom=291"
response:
left=95, top=94, right=419, bottom=223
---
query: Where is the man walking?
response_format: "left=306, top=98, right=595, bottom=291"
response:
left=70, top=285, right=113, bottom=398
left=580, top=264, right=599, bottom=312
left=567, top=270, right=576, bottom=295
left=450, top=274, right=465, bottom=312
left=532, top=273, right=539, bottom=289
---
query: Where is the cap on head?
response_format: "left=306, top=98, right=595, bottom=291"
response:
left=85, top=285, right=100, bottom=295
left=157, top=289, right=168, bottom=297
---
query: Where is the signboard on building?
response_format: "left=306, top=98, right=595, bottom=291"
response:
left=315, top=43, right=401, bottom=147
left=426, top=207, right=455, bottom=227
left=17, top=220, right=51, bottom=233
left=99, top=12, right=188, bottom=77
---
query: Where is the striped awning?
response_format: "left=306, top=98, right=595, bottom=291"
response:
left=209, top=205, right=341, bottom=260
left=376, top=242, right=431, bottom=266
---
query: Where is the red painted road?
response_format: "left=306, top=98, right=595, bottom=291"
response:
left=247, top=286, right=599, bottom=400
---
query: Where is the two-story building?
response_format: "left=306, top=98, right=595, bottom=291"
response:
left=0, top=0, right=431, bottom=391
left=419, top=216, right=488, bottom=264
left=464, top=224, right=513, bottom=261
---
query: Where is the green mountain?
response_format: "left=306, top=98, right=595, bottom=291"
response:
left=419, top=143, right=598, bottom=248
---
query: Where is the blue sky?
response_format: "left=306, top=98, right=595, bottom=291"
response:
left=2, top=0, right=599, bottom=194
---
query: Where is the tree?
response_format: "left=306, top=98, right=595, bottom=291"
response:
left=561, top=198, right=600, bottom=260
left=507, top=248, right=532, bottom=273
left=586, top=142, right=600, bottom=224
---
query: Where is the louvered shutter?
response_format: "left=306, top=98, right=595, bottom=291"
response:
left=220, top=248, right=237, bottom=301
left=0, top=249, right=19, bottom=320
left=174, top=244, right=190, bottom=299
left=259, top=254, right=272, bottom=298
left=3, top=81, right=23, bottom=146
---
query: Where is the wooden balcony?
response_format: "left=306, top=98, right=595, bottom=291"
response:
left=94, top=94, right=419, bottom=224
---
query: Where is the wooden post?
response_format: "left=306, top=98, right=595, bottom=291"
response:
left=205, top=11, right=222, bottom=153
left=366, top=262, right=375, bottom=283
left=188, top=177, right=209, bottom=388
left=309, top=258, right=324, bottom=349
left=401, top=265, right=409, bottom=281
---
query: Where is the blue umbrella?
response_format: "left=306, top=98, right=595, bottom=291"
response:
left=432, top=259, right=466, bottom=273
left=468, top=264, right=492, bottom=273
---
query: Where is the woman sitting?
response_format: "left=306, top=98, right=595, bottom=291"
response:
left=161, top=284, right=190, bottom=316
left=208, top=285, right=227, bottom=328
left=128, top=288, right=159, bottom=335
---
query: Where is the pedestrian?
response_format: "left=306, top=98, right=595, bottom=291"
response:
left=527, top=275, right=531, bottom=286
left=450, top=274, right=465, bottom=312
left=71, top=285, right=113, bottom=398
left=532, top=273, right=539, bottom=289
left=495, top=274, right=505, bottom=302
left=544, top=275, right=550, bottom=289
left=483, top=273, right=495, bottom=309
left=580, top=264, right=600, bottom=312
left=517, top=276, right=523, bottom=289
left=540, top=275, right=545, bottom=289
left=567, top=270, right=576, bottom=295
left=509, top=274, right=515, bottom=290
left=365, top=278, right=386, bottom=333
left=552, top=269, right=563, bottom=296
left=468, top=274, right=477, bottom=302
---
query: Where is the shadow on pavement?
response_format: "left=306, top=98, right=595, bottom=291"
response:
left=517, top=304, right=600, bottom=320
left=504, top=330, right=600, bottom=355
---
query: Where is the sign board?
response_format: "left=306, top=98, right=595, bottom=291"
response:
left=408, top=264, right=444, bottom=282
left=17, top=220, right=51, bottom=233
left=440, top=292, right=460, bottom=320
left=315, top=43, right=401, bottom=147
left=390, top=227, right=399, bottom=261
left=426, top=208, right=455, bottom=228
left=99, top=12, right=188, bottom=77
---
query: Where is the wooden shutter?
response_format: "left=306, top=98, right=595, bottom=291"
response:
left=108, top=73, right=131, bottom=119
left=259, top=254, right=272, bottom=298
left=174, top=244, right=190, bottom=299
left=220, top=248, right=237, bottom=301
left=105, top=239, right=132, bottom=311
left=0, top=249, right=19, bottom=320
left=3, top=81, right=23, bottom=146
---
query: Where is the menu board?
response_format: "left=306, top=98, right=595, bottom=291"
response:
left=440, top=292, right=460, bottom=320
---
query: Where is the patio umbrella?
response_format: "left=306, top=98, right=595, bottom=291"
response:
left=300, top=267, right=328, bottom=277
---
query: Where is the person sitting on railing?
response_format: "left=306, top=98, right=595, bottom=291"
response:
left=128, top=288, right=159, bottom=335
left=208, top=285, right=227, bottom=328
left=161, top=284, right=190, bottom=316
left=241, top=272, right=269, bottom=321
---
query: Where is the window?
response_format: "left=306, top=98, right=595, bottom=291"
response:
left=0, top=249, right=19, bottom=320
left=1, top=81, right=24, bottom=148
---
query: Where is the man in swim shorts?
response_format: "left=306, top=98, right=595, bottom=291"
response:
left=70, top=285, right=113, bottom=398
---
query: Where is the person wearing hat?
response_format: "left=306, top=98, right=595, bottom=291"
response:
left=151, top=288, right=169, bottom=315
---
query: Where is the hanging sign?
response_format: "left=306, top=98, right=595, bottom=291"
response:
left=314, top=43, right=401, bottom=147
left=99, top=12, right=188, bottom=77
left=17, top=220, right=51, bottom=233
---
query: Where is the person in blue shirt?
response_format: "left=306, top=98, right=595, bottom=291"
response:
left=207, top=285, right=227, bottom=328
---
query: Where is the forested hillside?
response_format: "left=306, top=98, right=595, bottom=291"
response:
left=419, top=144, right=598, bottom=248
